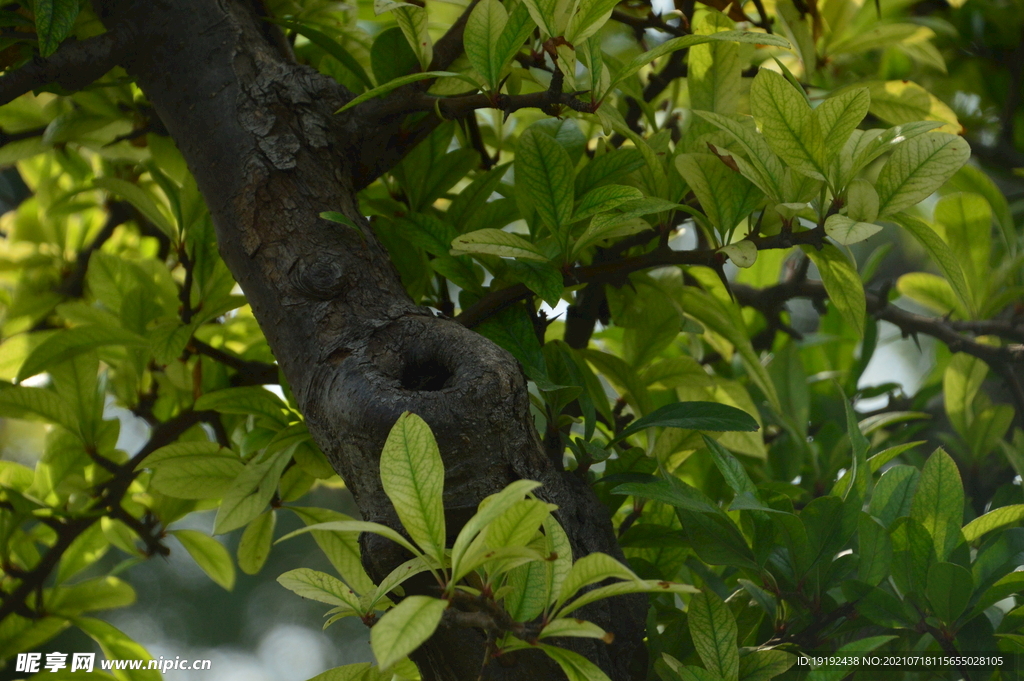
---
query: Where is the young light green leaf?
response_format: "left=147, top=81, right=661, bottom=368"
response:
left=493, top=1, right=537, bottom=81
left=750, top=69, right=827, bottom=181
left=277, top=519, right=424, bottom=560
left=289, top=507, right=376, bottom=595
left=962, top=504, right=1024, bottom=542
left=171, top=529, right=236, bottom=591
left=94, top=177, right=176, bottom=240
left=611, top=31, right=791, bottom=93
left=465, top=0, right=508, bottom=90
left=865, top=80, right=961, bottom=134
left=214, top=447, right=293, bottom=534
left=371, top=595, right=447, bottom=670
left=910, top=448, right=964, bottom=560
left=892, top=213, right=973, bottom=316
left=688, top=588, right=739, bottom=681
left=368, top=555, right=436, bottom=609
left=572, top=217, right=654, bottom=258
left=693, top=111, right=786, bottom=201
left=846, top=178, right=879, bottom=222
left=555, top=552, right=638, bottom=610
left=539, top=618, right=614, bottom=642
left=277, top=567, right=362, bottom=610
left=719, top=240, right=757, bottom=268
left=336, top=72, right=480, bottom=112
left=934, top=192, right=991, bottom=301
left=238, top=511, right=276, bottom=575
left=34, top=0, right=80, bottom=57
left=675, top=153, right=763, bottom=234
left=803, top=244, right=865, bottom=337
left=688, top=10, right=740, bottom=116
left=944, top=352, right=988, bottom=438
left=816, top=88, right=870, bottom=163
left=564, top=0, right=620, bottom=44
left=450, top=480, right=544, bottom=577
left=450, top=228, right=547, bottom=261
left=824, top=214, right=882, bottom=245
left=393, top=5, right=432, bottom=70
left=516, top=126, right=575, bottom=237
left=380, top=412, right=447, bottom=561
left=876, top=133, right=970, bottom=217
left=535, top=644, right=614, bottom=681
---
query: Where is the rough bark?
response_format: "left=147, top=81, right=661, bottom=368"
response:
left=94, top=1, right=646, bottom=679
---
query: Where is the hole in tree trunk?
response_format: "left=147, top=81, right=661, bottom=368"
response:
left=400, top=357, right=453, bottom=391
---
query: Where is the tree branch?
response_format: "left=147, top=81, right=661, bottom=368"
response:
left=0, top=28, right=133, bottom=107
left=189, top=338, right=279, bottom=385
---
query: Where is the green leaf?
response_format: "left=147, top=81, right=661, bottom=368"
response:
left=846, top=178, right=879, bottom=222
left=688, top=588, right=739, bottom=681
left=277, top=519, right=424, bottom=560
left=17, top=325, right=147, bottom=382
left=48, top=576, right=136, bottom=616
left=493, top=2, right=536, bottom=84
left=910, top=448, right=964, bottom=561
left=864, top=80, right=961, bottom=134
left=195, top=386, right=291, bottom=425
left=857, top=513, right=892, bottom=585
left=720, top=240, right=757, bottom=268
left=536, top=644, right=614, bottom=681
left=944, top=352, right=988, bottom=438
left=557, top=578, right=697, bottom=617
left=824, top=214, right=881, bottom=245
left=75, top=617, right=160, bottom=681
left=564, top=0, right=620, bottom=44
left=693, top=112, right=786, bottom=203
left=555, top=552, right=638, bottom=610
left=875, top=133, right=970, bottom=217
left=171, top=529, right=236, bottom=591
left=674, top=153, right=763, bottom=234
left=505, top=260, right=564, bottom=307
left=0, top=385, right=80, bottom=440
left=450, top=479, right=543, bottom=578
left=946, top=164, right=1015, bottom=256
left=336, top=71, right=479, bottom=112
left=610, top=31, right=791, bottom=93
left=962, top=505, right=1024, bottom=543
left=750, top=69, right=827, bottom=181
left=688, top=10, right=740, bottom=116
left=305, top=663, right=383, bottom=681
left=380, top=412, right=446, bottom=562
left=474, top=304, right=549, bottom=384
left=271, top=20, right=374, bottom=90
left=817, top=88, right=870, bottom=164
left=738, top=650, right=796, bottom=681
left=934, top=192, right=991, bottom=302
left=516, top=126, right=575, bottom=241
left=926, top=561, right=973, bottom=624
left=575, top=148, right=646, bottom=195
left=892, top=213, right=973, bottom=316
left=214, top=447, right=293, bottom=534
left=573, top=184, right=644, bottom=223
left=371, top=595, right=447, bottom=670
left=393, top=5, right=432, bottom=70
left=615, top=401, right=759, bottom=442
left=464, top=0, right=508, bottom=90
left=869, top=465, right=919, bottom=527
left=144, top=441, right=244, bottom=500
left=94, top=177, right=176, bottom=240
left=238, top=510, right=276, bottom=575
left=803, top=244, right=865, bottom=337
left=290, top=507, right=376, bottom=595
left=450, top=228, right=547, bottom=261
left=539, top=618, right=613, bottom=641
left=277, top=567, right=362, bottom=609
left=702, top=434, right=757, bottom=497
left=33, top=0, right=80, bottom=57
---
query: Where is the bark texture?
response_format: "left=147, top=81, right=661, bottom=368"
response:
left=95, top=2, right=647, bottom=678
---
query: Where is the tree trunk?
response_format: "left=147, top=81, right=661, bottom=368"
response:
left=95, top=1, right=647, bottom=678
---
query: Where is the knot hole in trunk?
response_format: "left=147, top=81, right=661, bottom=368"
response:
left=401, top=356, right=453, bottom=391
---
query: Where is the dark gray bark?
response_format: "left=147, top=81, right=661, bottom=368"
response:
left=95, top=1, right=647, bottom=678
